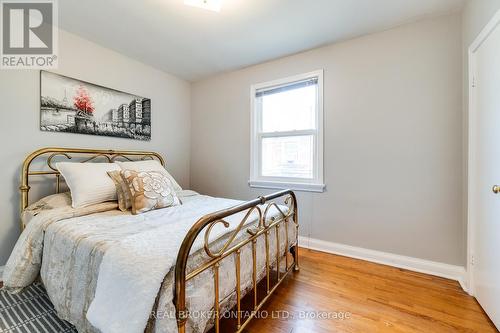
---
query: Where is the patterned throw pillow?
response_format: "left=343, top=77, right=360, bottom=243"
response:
left=107, top=171, right=132, bottom=211
left=120, top=170, right=181, bottom=214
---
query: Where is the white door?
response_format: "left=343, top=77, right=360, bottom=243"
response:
left=470, top=11, right=500, bottom=330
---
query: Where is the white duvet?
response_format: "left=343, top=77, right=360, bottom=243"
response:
left=87, top=193, right=255, bottom=333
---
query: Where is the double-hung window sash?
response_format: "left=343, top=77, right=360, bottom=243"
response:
left=250, top=70, right=324, bottom=192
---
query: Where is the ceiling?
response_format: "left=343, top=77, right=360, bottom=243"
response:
left=59, top=0, right=465, bottom=81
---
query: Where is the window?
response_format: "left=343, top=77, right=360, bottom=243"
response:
left=249, top=70, right=324, bottom=192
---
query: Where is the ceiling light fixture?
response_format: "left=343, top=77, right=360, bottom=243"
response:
left=184, top=0, right=222, bottom=12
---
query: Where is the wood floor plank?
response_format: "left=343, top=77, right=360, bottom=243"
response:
left=242, top=248, right=498, bottom=333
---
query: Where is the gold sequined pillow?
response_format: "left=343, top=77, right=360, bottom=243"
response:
left=107, top=171, right=132, bottom=211
left=121, top=170, right=181, bottom=215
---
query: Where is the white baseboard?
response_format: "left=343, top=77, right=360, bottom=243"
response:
left=298, top=236, right=468, bottom=292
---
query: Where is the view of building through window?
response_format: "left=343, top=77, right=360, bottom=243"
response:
left=261, top=135, right=314, bottom=178
left=259, top=83, right=317, bottom=179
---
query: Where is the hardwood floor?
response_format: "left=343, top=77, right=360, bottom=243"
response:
left=242, top=248, right=497, bottom=333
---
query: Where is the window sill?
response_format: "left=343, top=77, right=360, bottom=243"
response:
left=248, top=180, right=325, bottom=193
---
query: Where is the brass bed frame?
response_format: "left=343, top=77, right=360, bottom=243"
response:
left=20, top=147, right=299, bottom=333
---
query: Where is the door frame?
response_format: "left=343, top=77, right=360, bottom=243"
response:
left=467, top=8, right=500, bottom=296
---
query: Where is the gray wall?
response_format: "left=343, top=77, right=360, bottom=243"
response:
left=191, top=14, right=464, bottom=265
left=0, top=30, right=191, bottom=265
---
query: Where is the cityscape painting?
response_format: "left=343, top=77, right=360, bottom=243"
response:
left=40, top=71, right=151, bottom=141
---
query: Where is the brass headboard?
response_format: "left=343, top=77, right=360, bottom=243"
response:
left=20, top=147, right=165, bottom=226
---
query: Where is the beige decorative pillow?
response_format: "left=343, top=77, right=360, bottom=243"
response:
left=107, top=171, right=132, bottom=211
left=121, top=170, right=181, bottom=215
left=115, top=160, right=182, bottom=192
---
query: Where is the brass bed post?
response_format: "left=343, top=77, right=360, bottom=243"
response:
left=290, top=191, right=300, bottom=271
left=173, top=211, right=227, bottom=333
left=19, top=148, right=44, bottom=231
left=251, top=239, right=258, bottom=310
left=235, top=249, right=242, bottom=329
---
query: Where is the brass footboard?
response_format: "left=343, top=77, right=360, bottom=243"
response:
left=154, top=190, right=299, bottom=333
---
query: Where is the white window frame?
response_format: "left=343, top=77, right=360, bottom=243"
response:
left=249, top=70, right=325, bottom=193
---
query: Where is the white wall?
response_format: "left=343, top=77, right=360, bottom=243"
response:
left=191, top=14, right=464, bottom=265
left=463, top=0, right=500, bottom=46
left=460, top=0, right=500, bottom=274
left=0, top=30, right=191, bottom=265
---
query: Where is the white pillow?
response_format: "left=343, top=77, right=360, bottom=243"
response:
left=114, top=160, right=182, bottom=192
left=57, top=162, right=121, bottom=208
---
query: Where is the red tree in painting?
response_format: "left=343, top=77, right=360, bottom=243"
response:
left=73, top=86, right=94, bottom=116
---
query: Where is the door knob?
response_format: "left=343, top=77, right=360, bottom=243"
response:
left=493, top=185, right=500, bottom=194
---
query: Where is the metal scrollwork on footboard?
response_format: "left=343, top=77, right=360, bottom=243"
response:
left=203, top=206, right=263, bottom=259
left=159, top=190, right=299, bottom=333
